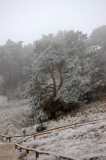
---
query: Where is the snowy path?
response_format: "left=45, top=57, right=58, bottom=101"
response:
left=0, top=143, right=17, bottom=160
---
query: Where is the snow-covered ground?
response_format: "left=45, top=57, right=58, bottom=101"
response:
left=0, top=99, right=106, bottom=159
left=0, top=99, right=30, bottom=136
left=14, top=100, right=106, bottom=160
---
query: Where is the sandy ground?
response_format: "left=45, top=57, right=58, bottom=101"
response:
left=0, top=143, right=17, bottom=160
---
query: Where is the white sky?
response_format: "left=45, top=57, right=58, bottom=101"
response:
left=0, top=0, right=106, bottom=45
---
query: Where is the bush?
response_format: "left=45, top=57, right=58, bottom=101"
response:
left=36, top=124, right=47, bottom=132
left=22, top=129, right=26, bottom=135
left=62, top=101, right=80, bottom=112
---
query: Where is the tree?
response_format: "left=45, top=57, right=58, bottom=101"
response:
left=24, top=30, right=91, bottom=119
left=90, top=25, right=106, bottom=50
left=89, top=25, right=106, bottom=98
left=0, top=75, right=5, bottom=94
left=0, top=40, right=33, bottom=95
left=22, top=27, right=106, bottom=121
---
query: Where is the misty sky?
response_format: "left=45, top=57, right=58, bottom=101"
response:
left=0, top=0, right=106, bottom=45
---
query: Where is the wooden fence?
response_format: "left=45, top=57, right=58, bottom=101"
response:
left=0, top=118, right=106, bottom=143
left=15, top=144, right=79, bottom=160
left=0, top=118, right=106, bottom=160
left=14, top=118, right=106, bottom=160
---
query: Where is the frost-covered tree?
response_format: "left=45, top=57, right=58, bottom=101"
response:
left=56, top=50, right=106, bottom=103
left=24, top=31, right=90, bottom=119
left=89, top=25, right=106, bottom=98
left=0, top=40, right=33, bottom=95
left=24, top=28, right=106, bottom=120
left=90, top=25, right=106, bottom=50
left=0, top=75, right=5, bottom=94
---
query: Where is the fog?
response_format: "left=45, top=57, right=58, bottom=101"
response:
left=0, top=1, right=106, bottom=159
left=0, top=0, right=106, bottom=45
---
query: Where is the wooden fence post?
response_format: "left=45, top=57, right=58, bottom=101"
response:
left=35, top=152, right=39, bottom=159
left=8, top=137, right=11, bottom=143
left=26, top=149, right=29, bottom=154
left=34, top=135, right=36, bottom=140
left=15, top=144, right=17, bottom=149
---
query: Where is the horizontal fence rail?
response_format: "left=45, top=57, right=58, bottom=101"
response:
left=14, top=118, right=106, bottom=160
left=0, top=118, right=106, bottom=159
left=0, top=118, right=106, bottom=143
left=15, top=143, right=79, bottom=160
left=0, top=134, right=12, bottom=143
left=0, top=134, right=31, bottom=143
left=17, top=118, right=106, bottom=144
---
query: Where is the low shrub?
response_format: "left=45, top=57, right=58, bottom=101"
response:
left=36, top=124, right=47, bottom=132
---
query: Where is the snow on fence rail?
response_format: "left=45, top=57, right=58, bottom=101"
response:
left=14, top=118, right=106, bottom=160
left=15, top=143, right=79, bottom=160
left=15, top=118, right=106, bottom=144
left=0, top=118, right=106, bottom=160
left=0, top=134, right=12, bottom=143
left=0, top=118, right=106, bottom=143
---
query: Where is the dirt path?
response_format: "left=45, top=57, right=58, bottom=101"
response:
left=0, top=143, right=17, bottom=160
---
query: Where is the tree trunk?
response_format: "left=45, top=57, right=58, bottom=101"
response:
left=51, top=63, right=56, bottom=97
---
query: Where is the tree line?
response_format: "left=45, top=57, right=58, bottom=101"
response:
left=0, top=25, right=106, bottom=121
left=0, top=40, right=33, bottom=96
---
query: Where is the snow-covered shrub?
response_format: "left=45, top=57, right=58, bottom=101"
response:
left=86, top=125, right=96, bottom=132
left=23, top=104, right=48, bottom=127
left=23, top=129, right=26, bottom=135
left=36, top=124, right=47, bottom=132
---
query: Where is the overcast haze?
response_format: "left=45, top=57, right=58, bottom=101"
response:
left=0, top=0, right=106, bottom=45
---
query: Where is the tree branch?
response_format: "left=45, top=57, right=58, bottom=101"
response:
left=51, top=63, right=57, bottom=97
left=39, top=84, right=53, bottom=103
left=58, top=62, right=65, bottom=91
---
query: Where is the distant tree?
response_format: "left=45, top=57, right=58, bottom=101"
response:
left=0, top=40, right=33, bottom=95
left=0, top=75, right=5, bottom=94
left=90, top=25, right=106, bottom=50
left=89, top=25, right=106, bottom=97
